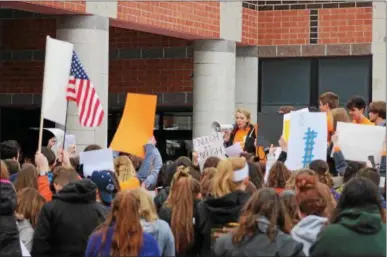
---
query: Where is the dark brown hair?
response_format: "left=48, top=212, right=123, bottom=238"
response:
left=3, top=159, right=20, bottom=175
left=309, top=160, right=334, bottom=188
left=331, top=177, right=386, bottom=224
left=14, top=163, right=38, bottom=192
left=267, top=161, right=291, bottom=189
left=94, top=191, right=143, bottom=256
left=16, top=187, right=46, bottom=228
left=319, top=92, right=339, bottom=109
left=83, top=144, right=102, bottom=152
left=203, top=156, right=221, bottom=170
left=52, top=166, right=79, bottom=186
left=165, top=168, right=200, bottom=254
left=278, top=106, right=295, bottom=114
left=233, top=188, right=292, bottom=243
left=295, top=172, right=328, bottom=217
left=357, top=167, right=380, bottom=188
left=369, top=101, right=386, bottom=119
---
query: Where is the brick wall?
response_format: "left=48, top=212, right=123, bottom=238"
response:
left=319, top=7, right=372, bottom=44
left=25, top=1, right=86, bottom=13
left=242, top=0, right=372, bottom=57
left=117, top=1, right=220, bottom=38
left=242, top=8, right=259, bottom=45
left=0, top=14, right=194, bottom=95
left=0, top=17, right=55, bottom=94
left=109, top=27, right=193, bottom=93
left=258, top=10, right=310, bottom=45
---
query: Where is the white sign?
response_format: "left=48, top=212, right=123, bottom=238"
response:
left=286, top=112, right=327, bottom=170
left=336, top=122, right=385, bottom=164
left=42, top=36, right=73, bottom=125
left=225, top=143, right=243, bottom=157
left=193, top=132, right=226, bottom=169
left=80, top=148, right=115, bottom=178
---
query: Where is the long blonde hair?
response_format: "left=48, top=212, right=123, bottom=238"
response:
left=212, top=157, right=246, bottom=198
left=114, top=156, right=136, bottom=182
left=131, top=188, right=158, bottom=222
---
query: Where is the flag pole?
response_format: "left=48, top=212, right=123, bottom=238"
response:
left=37, top=112, right=44, bottom=153
left=62, top=101, right=69, bottom=150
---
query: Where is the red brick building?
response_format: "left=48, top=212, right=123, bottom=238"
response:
left=0, top=1, right=385, bottom=160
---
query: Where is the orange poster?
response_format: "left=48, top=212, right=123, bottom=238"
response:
left=110, top=93, right=157, bottom=157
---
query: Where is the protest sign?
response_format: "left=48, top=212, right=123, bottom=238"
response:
left=285, top=111, right=327, bottom=170
left=193, top=132, right=226, bottom=169
left=335, top=122, right=385, bottom=164
left=80, top=148, right=114, bottom=178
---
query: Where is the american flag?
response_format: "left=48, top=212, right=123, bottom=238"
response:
left=66, top=51, right=104, bottom=127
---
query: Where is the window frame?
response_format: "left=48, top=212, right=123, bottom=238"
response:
left=258, top=55, right=373, bottom=113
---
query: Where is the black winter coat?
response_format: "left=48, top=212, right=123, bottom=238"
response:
left=196, top=190, right=250, bottom=256
left=31, top=179, right=106, bottom=257
left=0, top=181, right=22, bottom=257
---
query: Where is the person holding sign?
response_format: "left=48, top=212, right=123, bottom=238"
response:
left=224, top=109, right=265, bottom=161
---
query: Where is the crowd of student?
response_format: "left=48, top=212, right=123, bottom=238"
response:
left=0, top=92, right=386, bottom=257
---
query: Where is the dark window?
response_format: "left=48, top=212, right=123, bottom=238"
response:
left=258, top=56, right=372, bottom=144
left=260, top=59, right=311, bottom=112
left=318, top=57, right=371, bottom=105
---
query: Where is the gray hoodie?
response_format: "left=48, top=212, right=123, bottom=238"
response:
left=17, top=219, right=34, bottom=252
left=291, top=215, right=328, bottom=256
left=140, top=218, right=175, bottom=257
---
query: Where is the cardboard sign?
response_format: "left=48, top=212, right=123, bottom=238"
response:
left=285, top=111, right=327, bottom=170
left=79, top=148, right=114, bottom=178
left=335, top=122, right=385, bottom=163
left=193, top=132, right=226, bottom=169
left=110, top=93, right=157, bottom=157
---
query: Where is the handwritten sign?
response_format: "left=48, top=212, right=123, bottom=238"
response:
left=286, top=111, right=327, bottom=170
left=193, top=132, right=226, bottom=169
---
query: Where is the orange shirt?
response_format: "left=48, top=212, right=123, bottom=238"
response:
left=120, top=177, right=140, bottom=191
left=327, top=111, right=334, bottom=142
left=327, top=111, right=334, bottom=133
left=234, top=128, right=249, bottom=149
left=353, top=116, right=374, bottom=126
left=38, top=175, right=52, bottom=201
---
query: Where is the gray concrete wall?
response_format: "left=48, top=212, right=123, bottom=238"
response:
left=193, top=40, right=236, bottom=138
left=56, top=15, right=109, bottom=150
left=235, top=46, right=258, bottom=124
left=372, top=1, right=386, bottom=101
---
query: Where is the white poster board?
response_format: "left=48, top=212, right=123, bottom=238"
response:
left=336, top=122, right=385, bottom=164
left=225, top=143, right=243, bottom=157
left=283, top=108, right=309, bottom=142
left=42, top=36, right=73, bottom=125
left=80, top=148, right=115, bottom=178
left=193, top=132, right=226, bottom=170
left=285, top=112, right=327, bottom=170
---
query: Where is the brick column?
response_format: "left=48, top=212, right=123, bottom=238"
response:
left=236, top=46, right=258, bottom=123
left=56, top=15, right=109, bottom=150
left=193, top=40, right=236, bottom=138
